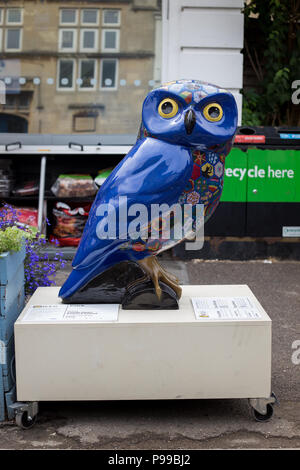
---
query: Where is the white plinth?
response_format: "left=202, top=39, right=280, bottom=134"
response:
left=14, top=285, right=272, bottom=402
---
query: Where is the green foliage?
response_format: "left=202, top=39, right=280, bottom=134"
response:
left=242, top=0, right=300, bottom=126
left=0, top=226, right=29, bottom=254
left=242, top=89, right=265, bottom=126
left=0, top=204, right=66, bottom=295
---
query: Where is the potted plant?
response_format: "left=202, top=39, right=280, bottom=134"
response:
left=0, top=204, right=65, bottom=421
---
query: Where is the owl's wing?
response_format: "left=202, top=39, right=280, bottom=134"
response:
left=59, top=138, right=192, bottom=299
left=72, top=137, right=192, bottom=270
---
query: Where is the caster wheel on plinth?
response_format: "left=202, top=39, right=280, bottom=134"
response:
left=16, top=411, right=37, bottom=429
left=252, top=404, right=274, bottom=422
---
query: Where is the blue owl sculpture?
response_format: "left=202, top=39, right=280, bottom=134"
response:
left=59, top=79, right=238, bottom=309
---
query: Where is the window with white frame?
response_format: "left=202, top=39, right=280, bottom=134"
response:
left=60, top=9, right=78, bottom=25
left=80, top=29, right=98, bottom=52
left=57, top=59, right=75, bottom=90
left=5, top=28, right=22, bottom=51
left=79, top=59, right=96, bottom=89
left=102, top=10, right=120, bottom=26
left=0, top=29, right=2, bottom=51
left=81, top=9, right=99, bottom=26
left=0, top=8, right=3, bottom=25
left=58, top=29, right=77, bottom=52
left=102, top=29, right=119, bottom=52
left=6, top=8, right=23, bottom=25
left=100, top=59, right=118, bottom=90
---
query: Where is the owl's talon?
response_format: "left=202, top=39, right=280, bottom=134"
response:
left=138, top=256, right=182, bottom=300
left=156, top=284, right=162, bottom=300
left=160, top=265, right=179, bottom=284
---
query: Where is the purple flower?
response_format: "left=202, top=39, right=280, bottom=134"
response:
left=1, top=203, right=67, bottom=295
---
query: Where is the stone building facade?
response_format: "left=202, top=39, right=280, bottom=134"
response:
left=0, top=0, right=161, bottom=134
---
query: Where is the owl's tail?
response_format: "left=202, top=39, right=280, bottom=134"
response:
left=59, top=265, right=96, bottom=300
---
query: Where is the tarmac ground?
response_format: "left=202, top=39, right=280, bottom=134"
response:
left=0, top=258, right=299, bottom=450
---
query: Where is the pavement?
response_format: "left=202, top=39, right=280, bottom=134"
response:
left=0, top=258, right=299, bottom=449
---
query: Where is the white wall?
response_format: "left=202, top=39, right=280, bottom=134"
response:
left=162, top=0, right=244, bottom=124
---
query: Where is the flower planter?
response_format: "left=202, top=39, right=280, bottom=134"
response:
left=0, top=245, right=25, bottom=421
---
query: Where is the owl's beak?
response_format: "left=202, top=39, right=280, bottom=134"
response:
left=184, top=109, right=196, bottom=135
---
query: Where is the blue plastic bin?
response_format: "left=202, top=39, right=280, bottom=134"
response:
left=0, top=246, right=25, bottom=421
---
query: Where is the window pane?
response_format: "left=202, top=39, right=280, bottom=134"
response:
left=59, top=60, right=74, bottom=88
left=6, top=29, right=20, bottom=49
left=104, top=31, right=116, bottom=50
left=82, top=9, right=98, bottom=24
left=101, top=60, right=116, bottom=88
left=0, top=9, right=2, bottom=24
left=61, top=9, right=76, bottom=24
left=62, top=30, right=74, bottom=48
left=103, top=10, right=119, bottom=25
left=19, top=93, right=30, bottom=108
left=5, top=95, right=16, bottom=108
left=7, top=8, right=22, bottom=24
left=83, top=31, right=95, bottom=49
left=80, top=60, right=95, bottom=88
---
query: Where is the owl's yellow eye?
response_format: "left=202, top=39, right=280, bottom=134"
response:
left=158, top=98, right=178, bottom=118
left=203, top=103, right=223, bottom=122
